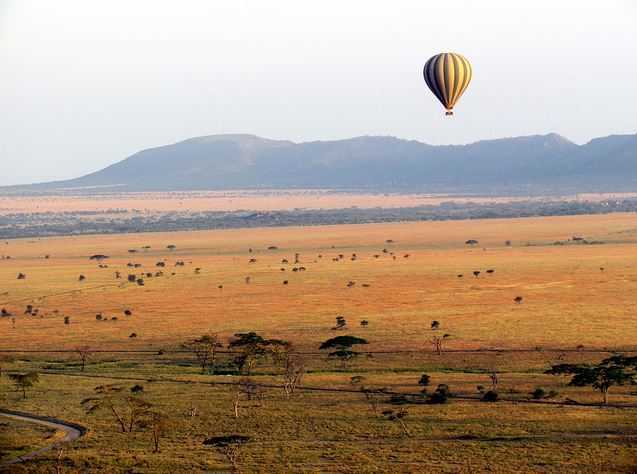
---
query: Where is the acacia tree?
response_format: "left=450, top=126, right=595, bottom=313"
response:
left=75, top=346, right=93, bottom=372
left=228, top=332, right=290, bottom=375
left=281, top=350, right=305, bottom=398
left=231, top=378, right=266, bottom=418
left=546, top=355, right=637, bottom=404
left=9, top=372, right=39, bottom=399
left=381, top=409, right=410, bottom=437
left=431, top=334, right=450, bottom=355
left=204, top=435, right=250, bottom=472
left=319, top=335, right=369, bottom=363
left=182, top=334, right=223, bottom=374
left=81, top=384, right=153, bottom=432
left=361, top=387, right=382, bottom=414
left=146, top=411, right=169, bottom=453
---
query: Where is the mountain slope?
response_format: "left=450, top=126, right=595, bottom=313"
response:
left=8, top=132, right=637, bottom=192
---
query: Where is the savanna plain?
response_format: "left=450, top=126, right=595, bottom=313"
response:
left=1, top=213, right=637, bottom=473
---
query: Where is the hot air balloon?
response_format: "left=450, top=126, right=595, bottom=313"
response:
left=423, top=52, right=472, bottom=116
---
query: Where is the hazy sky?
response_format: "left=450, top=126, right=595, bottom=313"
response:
left=1, top=1, right=636, bottom=185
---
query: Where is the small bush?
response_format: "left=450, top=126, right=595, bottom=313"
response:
left=389, top=394, right=409, bottom=405
left=531, top=387, right=546, bottom=399
left=203, top=435, right=250, bottom=446
left=426, top=390, right=448, bottom=404
left=426, top=384, right=451, bottom=404
left=435, top=384, right=451, bottom=397
left=481, top=390, right=499, bottom=402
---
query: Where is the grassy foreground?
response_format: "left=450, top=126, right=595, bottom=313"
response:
left=2, top=214, right=637, bottom=472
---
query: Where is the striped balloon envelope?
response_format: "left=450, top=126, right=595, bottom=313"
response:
left=423, top=52, right=472, bottom=116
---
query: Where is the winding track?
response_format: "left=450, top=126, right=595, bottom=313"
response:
left=0, top=408, right=87, bottom=468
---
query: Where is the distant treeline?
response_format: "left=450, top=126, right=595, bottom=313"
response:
left=1, top=198, right=637, bottom=239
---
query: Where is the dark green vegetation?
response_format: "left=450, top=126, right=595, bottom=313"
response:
left=547, top=355, right=637, bottom=404
left=4, top=197, right=637, bottom=239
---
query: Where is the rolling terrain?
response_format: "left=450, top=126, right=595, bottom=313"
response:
left=4, top=133, right=637, bottom=193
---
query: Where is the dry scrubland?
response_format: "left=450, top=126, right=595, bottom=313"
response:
left=1, top=213, right=637, bottom=472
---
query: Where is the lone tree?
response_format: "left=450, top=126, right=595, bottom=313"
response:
left=228, top=332, right=290, bottom=375
left=431, top=334, right=450, bottom=355
left=75, top=346, right=93, bottom=372
left=145, top=411, right=169, bottom=453
left=430, top=320, right=440, bottom=330
left=381, top=409, right=410, bottom=437
left=546, top=355, right=637, bottom=404
left=81, top=384, right=154, bottom=432
left=465, top=239, right=479, bottom=246
left=9, top=372, right=39, bottom=399
left=281, top=349, right=305, bottom=398
left=182, top=334, right=223, bottom=374
left=203, top=435, right=250, bottom=472
left=361, top=388, right=384, bottom=414
left=319, top=335, right=369, bottom=362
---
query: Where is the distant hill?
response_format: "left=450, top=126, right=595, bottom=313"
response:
left=6, top=132, right=637, bottom=193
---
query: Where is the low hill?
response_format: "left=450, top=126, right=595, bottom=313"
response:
left=6, top=132, right=637, bottom=193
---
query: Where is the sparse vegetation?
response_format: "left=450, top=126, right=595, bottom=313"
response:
left=2, top=214, right=637, bottom=472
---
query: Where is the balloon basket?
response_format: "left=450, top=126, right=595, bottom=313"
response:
left=445, top=111, right=453, bottom=116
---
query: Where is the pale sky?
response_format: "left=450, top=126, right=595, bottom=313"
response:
left=1, top=0, right=636, bottom=185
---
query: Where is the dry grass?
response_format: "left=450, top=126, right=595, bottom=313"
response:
left=2, top=213, right=637, bottom=472
left=1, top=213, right=637, bottom=351
left=3, top=190, right=635, bottom=214
left=1, top=369, right=636, bottom=473
left=0, top=418, right=56, bottom=462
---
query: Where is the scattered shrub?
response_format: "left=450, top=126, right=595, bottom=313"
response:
left=481, top=390, right=499, bottom=402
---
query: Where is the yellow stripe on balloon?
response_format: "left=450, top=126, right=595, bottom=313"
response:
left=435, top=54, right=449, bottom=108
left=444, top=53, right=455, bottom=109
left=450, top=54, right=464, bottom=106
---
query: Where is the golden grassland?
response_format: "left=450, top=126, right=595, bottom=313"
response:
left=3, top=190, right=635, bottom=215
left=2, top=213, right=637, bottom=472
left=1, top=213, right=637, bottom=351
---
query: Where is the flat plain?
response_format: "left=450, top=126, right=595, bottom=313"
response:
left=1, top=212, right=637, bottom=472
